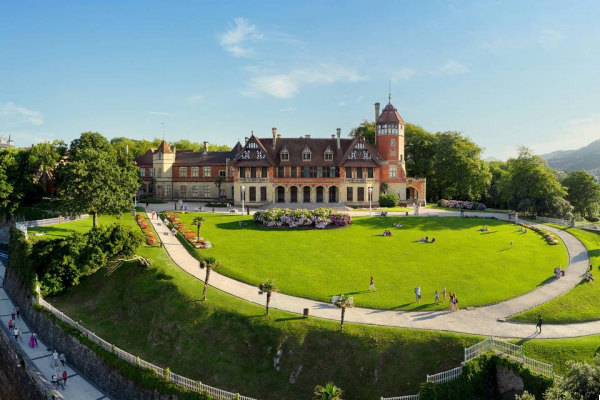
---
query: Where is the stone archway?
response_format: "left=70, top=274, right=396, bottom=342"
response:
left=303, top=186, right=311, bottom=203
left=316, top=186, right=325, bottom=203
left=328, top=186, right=339, bottom=203
left=276, top=186, right=286, bottom=203
left=290, top=186, right=298, bottom=203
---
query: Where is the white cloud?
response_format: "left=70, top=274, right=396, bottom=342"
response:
left=339, top=95, right=365, bottom=107
left=0, top=102, right=44, bottom=126
left=218, top=18, right=264, bottom=58
left=432, top=60, right=470, bottom=76
left=539, top=29, right=563, bottom=50
left=244, top=64, right=367, bottom=99
left=392, top=68, right=416, bottom=82
left=280, top=106, right=297, bottom=112
left=149, top=111, right=173, bottom=116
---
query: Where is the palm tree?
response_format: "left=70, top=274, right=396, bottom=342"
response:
left=258, top=279, right=278, bottom=315
left=214, top=176, right=225, bottom=202
left=200, top=257, right=219, bottom=301
left=333, top=294, right=354, bottom=331
left=192, top=216, right=205, bottom=242
left=313, top=382, right=343, bottom=400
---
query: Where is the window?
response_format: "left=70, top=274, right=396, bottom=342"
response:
left=140, top=168, right=145, bottom=177
left=260, top=186, right=267, bottom=201
left=150, top=168, right=154, bottom=177
left=363, top=151, right=372, bottom=160
left=356, top=142, right=365, bottom=149
left=302, top=166, right=310, bottom=178
left=204, top=186, right=211, bottom=198
left=179, top=167, right=187, bottom=178
left=248, top=187, right=256, bottom=201
left=291, top=166, right=298, bottom=178
left=329, top=167, right=337, bottom=178
left=261, top=167, right=268, bottom=178
left=302, top=146, right=311, bottom=161
left=203, top=167, right=211, bottom=178
left=219, top=170, right=226, bottom=177
left=247, top=141, right=258, bottom=148
left=357, top=187, right=365, bottom=202
left=280, top=148, right=289, bottom=161
left=251, top=167, right=257, bottom=178
left=391, top=139, right=396, bottom=147
left=257, top=150, right=265, bottom=160
left=390, top=166, right=397, bottom=178
left=317, top=166, right=323, bottom=178
left=156, top=185, right=162, bottom=197
left=357, top=167, right=363, bottom=178
left=345, top=168, right=352, bottom=179
left=165, top=186, right=171, bottom=197
left=180, top=186, right=187, bottom=197
left=191, top=167, right=199, bottom=177
left=390, top=149, right=397, bottom=156
left=368, top=167, right=374, bottom=179
left=158, top=168, right=162, bottom=177
left=324, top=148, right=333, bottom=161
left=192, top=186, right=199, bottom=197
left=277, top=166, right=285, bottom=177
left=347, top=187, right=353, bottom=201
left=239, top=167, right=246, bottom=178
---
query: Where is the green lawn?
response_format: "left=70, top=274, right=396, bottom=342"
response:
left=29, top=213, right=137, bottom=239
left=510, top=225, right=600, bottom=324
left=425, top=205, right=507, bottom=214
left=177, top=213, right=567, bottom=310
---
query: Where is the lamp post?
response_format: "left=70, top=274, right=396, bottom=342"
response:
left=241, top=186, right=245, bottom=215
left=368, top=187, right=373, bottom=217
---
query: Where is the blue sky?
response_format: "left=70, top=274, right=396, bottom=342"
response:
left=1, top=1, right=599, bottom=159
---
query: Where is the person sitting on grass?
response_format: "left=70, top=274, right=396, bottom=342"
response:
left=382, top=230, right=393, bottom=237
left=393, top=222, right=403, bottom=228
left=585, top=271, right=595, bottom=282
left=419, top=236, right=426, bottom=242
left=425, top=236, right=429, bottom=243
left=431, top=237, right=436, bottom=244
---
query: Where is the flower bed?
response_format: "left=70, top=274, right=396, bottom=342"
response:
left=165, top=212, right=212, bottom=249
left=136, top=214, right=157, bottom=246
left=520, top=223, right=559, bottom=245
left=439, top=200, right=487, bottom=210
left=253, top=208, right=352, bottom=229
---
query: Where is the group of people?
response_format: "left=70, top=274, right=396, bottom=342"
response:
left=479, top=226, right=489, bottom=232
left=381, top=230, right=393, bottom=237
left=518, top=226, right=528, bottom=233
left=554, top=265, right=566, bottom=278
left=585, top=263, right=595, bottom=282
left=174, top=201, right=189, bottom=211
left=50, top=350, right=69, bottom=390
left=418, top=236, right=436, bottom=243
left=414, top=285, right=459, bottom=311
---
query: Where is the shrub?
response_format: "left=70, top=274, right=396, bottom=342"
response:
left=441, top=200, right=487, bottom=210
left=379, top=193, right=399, bottom=208
left=253, top=208, right=352, bottom=229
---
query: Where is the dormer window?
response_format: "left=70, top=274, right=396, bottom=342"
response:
left=324, top=147, right=333, bottom=161
left=356, top=142, right=365, bottom=150
left=280, top=147, right=290, bottom=161
left=302, top=146, right=311, bottom=161
left=247, top=141, right=258, bottom=149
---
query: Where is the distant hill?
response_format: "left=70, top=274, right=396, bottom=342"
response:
left=484, top=156, right=501, bottom=162
left=542, top=139, right=600, bottom=175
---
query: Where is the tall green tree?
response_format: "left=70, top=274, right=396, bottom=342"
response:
left=28, top=140, right=67, bottom=174
left=499, top=147, right=567, bottom=215
left=544, top=360, right=600, bottom=400
left=562, top=170, right=600, bottom=219
left=348, top=120, right=375, bottom=144
left=483, top=161, right=509, bottom=209
left=57, top=132, right=140, bottom=228
left=404, top=123, right=436, bottom=179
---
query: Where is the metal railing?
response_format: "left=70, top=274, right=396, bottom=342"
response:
left=382, top=337, right=554, bottom=400
left=535, top=216, right=574, bottom=227
left=38, top=298, right=256, bottom=400
left=23, top=214, right=90, bottom=228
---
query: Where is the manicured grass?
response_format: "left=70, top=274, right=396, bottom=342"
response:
left=351, top=206, right=412, bottom=212
left=29, top=213, right=137, bottom=239
left=177, top=213, right=568, bottom=310
left=510, top=225, right=600, bottom=323
left=425, top=205, right=506, bottom=214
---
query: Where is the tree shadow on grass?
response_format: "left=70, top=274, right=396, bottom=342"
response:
left=274, top=316, right=306, bottom=322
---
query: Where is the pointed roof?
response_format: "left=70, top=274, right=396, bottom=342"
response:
left=377, top=102, right=405, bottom=124
left=157, top=140, right=173, bottom=153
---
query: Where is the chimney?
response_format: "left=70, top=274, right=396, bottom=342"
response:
left=305, top=135, right=311, bottom=138
left=336, top=128, right=341, bottom=149
left=277, top=133, right=282, bottom=139
left=245, top=137, right=249, bottom=142
left=203, top=141, right=209, bottom=154
left=272, top=127, right=277, bottom=148
left=375, top=102, right=381, bottom=123
left=331, top=134, right=336, bottom=139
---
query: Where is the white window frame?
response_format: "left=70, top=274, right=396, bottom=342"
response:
left=191, top=167, right=199, bottom=177
left=302, top=147, right=311, bottom=161
left=203, top=166, right=211, bottom=178
left=150, top=168, right=154, bottom=177
left=140, top=168, right=145, bottom=177
left=324, top=148, right=333, bottom=161
left=192, top=186, right=199, bottom=198
left=390, top=166, right=397, bottom=178
left=179, top=167, right=187, bottom=178
left=280, top=148, right=290, bottom=161
left=204, top=186, right=211, bottom=198
left=180, top=185, right=187, bottom=197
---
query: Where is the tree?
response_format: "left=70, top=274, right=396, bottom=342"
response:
left=483, top=161, right=509, bottom=209
left=258, top=279, right=278, bottom=315
left=192, top=216, right=205, bottom=242
left=499, top=147, right=567, bottom=214
left=544, top=360, right=600, bottom=400
left=313, top=382, right=343, bottom=400
left=28, top=140, right=67, bottom=174
left=214, top=176, right=225, bottom=201
left=405, top=123, right=436, bottom=179
left=562, top=170, right=600, bottom=219
left=57, top=132, right=140, bottom=228
left=200, top=256, right=219, bottom=301
left=348, top=120, right=375, bottom=144
left=515, top=391, right=536, bottom=400
left=0, top=149, right=20, bottom=220
left=333, top=294, right=354, bottom=331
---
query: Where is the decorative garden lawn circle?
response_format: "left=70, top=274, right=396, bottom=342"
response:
left=176, top=213, right=569, bottom=311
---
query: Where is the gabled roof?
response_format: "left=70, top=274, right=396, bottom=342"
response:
left=339, top=136, right=381, bottom=167
left=135, top=149, right=155, bottom=166
left=378, top=102, right=405, bottom=124
left=157, top=140, right=173, bottom=153
left=134, top=145, right=240, bottom=166
left=233, top=135, right=276, bottom=166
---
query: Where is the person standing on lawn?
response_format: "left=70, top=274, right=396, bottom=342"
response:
left=434, top=290, right=440, bottom=304
left=442, top=286, right=447, bottom=302
left=415, top=285, right=421, bottom=303
left=369, top=276, right=376, bottom=291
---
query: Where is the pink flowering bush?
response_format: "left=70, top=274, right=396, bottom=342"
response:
left=254, top=208, right=352, bottom=229
left=440, top=200, right=487, bottom=210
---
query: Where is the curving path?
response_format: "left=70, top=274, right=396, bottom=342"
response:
left=148, top=210, right=597, bottom=339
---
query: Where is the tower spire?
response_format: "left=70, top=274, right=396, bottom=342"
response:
left=388, top=78, right=392, bottom=103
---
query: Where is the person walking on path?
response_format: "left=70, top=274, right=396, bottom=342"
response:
left=11, top=308, right=15, bottom=320
left=59, top=353, right=66, bottom=367
left=415, top=285, right=421, bottom=303
left=62, top=370, right=68, bottom=386
left=434, top=290, right=440, bottom=304
left=454, top=296, right=459, bottom=311
left=53, top=350, right=59, bottom=367
left=14, top=326, right=20, bottom=341
left=369, top=276, right=376, bottom=291
left=536, top=315, right=543, bottom=333
left=16, top=306, right=20, bottom=319
left=29, top=334, right=35, bottom=348
left=442, top=286, right=447, bottom=302
left=449, top=293, right=455, bottom=312
left=146, top=202, right=149, bottom=208
left=8, top=319, right=13, bottom=332
left=32, top=332, right=38, bottom=346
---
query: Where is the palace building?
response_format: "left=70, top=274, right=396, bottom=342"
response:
left=135, top=100, right=426, bottom=206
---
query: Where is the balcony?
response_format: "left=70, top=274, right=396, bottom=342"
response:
left=345, top=178, right=374, bottom=183
left=239, top=177, right=269, bottom=182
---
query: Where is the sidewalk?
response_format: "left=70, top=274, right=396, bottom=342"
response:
left=149, top=211, right=599, bottom=339
left=0, top=260, right=111, bottom=400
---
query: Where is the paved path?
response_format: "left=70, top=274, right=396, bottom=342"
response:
left=0, top=260, right=111, bottom=400
left=149, top=210, right=597, bottom=339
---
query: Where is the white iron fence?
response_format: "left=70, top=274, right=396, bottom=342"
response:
left=38, top=298, right=256, bottom=400
left=381, top=337, right=554, bottom=400
left=535, top=216, right=600, bottom=232
left=24, top=214, right=89, bottom=228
